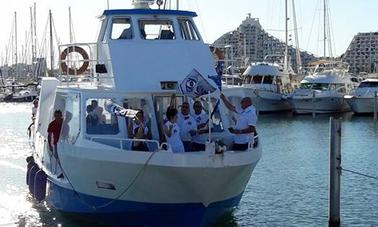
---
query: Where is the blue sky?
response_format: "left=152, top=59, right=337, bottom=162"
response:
left=0, top=0, right=377, bottom=62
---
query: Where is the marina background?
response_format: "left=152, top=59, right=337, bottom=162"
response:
left=1, top=103, right=377, bottom=226
left=0, top=0, right=378, bottom=57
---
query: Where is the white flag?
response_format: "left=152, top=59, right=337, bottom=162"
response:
left=180, top=69, right=216, bottom=98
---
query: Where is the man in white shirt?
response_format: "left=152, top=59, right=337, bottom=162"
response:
left=191, top=101, right=209, bottom=151
left=220, top=94, right=257, bottom=151
left=177, top=102, right=197, bottom=152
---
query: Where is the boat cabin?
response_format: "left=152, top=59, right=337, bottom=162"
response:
left=35, top=4, right=244, bottom=153
left=241, top=63, right=292, bottom=94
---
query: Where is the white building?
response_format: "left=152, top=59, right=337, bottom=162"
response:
left=342, top=32, right=378, bottom=74
left=213, top=14, right=315, bottom=71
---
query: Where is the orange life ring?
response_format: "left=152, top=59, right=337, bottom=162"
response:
left=60, top=46, right=89, bottom=75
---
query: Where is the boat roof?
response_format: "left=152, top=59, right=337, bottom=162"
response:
left=301, top=73, right=350, bottom=84
left=361, top=78, right=378, bottom=83
left=243, top=63, right=281, bottom=77
left=102, top=9, right=197, bottom=17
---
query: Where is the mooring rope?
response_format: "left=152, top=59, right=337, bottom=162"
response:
left=342, top=167, right=378, bottom=181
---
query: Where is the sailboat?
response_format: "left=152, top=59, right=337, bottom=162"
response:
left=289, top=0, right=353, bottom=114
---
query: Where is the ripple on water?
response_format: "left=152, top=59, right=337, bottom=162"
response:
left=1, top=104, right=378, bottom=226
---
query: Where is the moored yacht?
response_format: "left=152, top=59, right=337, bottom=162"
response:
left=289, top=62, right=352, bottom=114
left=345, top=79, right=378, bottom=114
left=26, top=1, right=262, bottom=226
left=236, top=59, right=294, bottom=112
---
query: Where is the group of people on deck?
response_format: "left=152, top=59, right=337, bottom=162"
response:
left=163, top=100, right=210, bottom=153
left=162, top=94, right=258, bottom=153
left=46, top=93, right=258, bottom=153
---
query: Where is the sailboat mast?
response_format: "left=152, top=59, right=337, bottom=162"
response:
left=14, top=12, right=18, bottom=69
left=292, top=0, right=302, bottom=73
left=69, top=7, right=73, bottom=43
left=30, top=7, right=34, bottom=62
left=49, top=10, right=54, bottom=77
left=284, top=0, right=289, bottom=71
left=323, top=0, right=327, bottom=58
left=33, top=2, right=37, bottom=59
left=176, top=0, right=179, bottom=10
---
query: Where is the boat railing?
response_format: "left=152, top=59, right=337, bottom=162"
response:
left=89, top=136, right=168, bottom=152
left=58, top=43, right=113, bottom=86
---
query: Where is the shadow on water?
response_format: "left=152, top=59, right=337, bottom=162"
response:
left=211, top=210, right=238, bottom=227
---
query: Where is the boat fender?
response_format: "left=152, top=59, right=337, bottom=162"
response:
left=33, top=169, right=47, bottom=202
left=60, top=46, right=89, bottom=75
left=28, top=165, right=40, bottom=196
left=26, top=160, right=38, bottom=185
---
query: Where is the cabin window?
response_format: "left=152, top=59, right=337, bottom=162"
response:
left=252, top=75, right=263, bottom=84
left=61, top=94, right=81, bottom=144
left=359, top=82, right=378, bottom=88
left=111, top=18, right=133, bottom=40
left=139, top=20, right=175, bottom=40
left=178, top=19, right=200, bottom=41
left=300, top=83, right=312, bottom=89
left=370, top=82, right=378, bottom=88
left=312, top=83, right=329, bottom=91
left=85, top=98, right=119, bottom=135
left=243, top=76, right=252, bottom=84
left=262, top=75, right=274, bottom=84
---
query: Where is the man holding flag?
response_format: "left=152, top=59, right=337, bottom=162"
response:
left=220, top=93, right=258, bottom=151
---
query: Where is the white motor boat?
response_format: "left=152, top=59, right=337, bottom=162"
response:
left=224, top=60, right=294, bottom=113
left=26, top=1, right=261, bottom=226
left=345, top=79, right=378, bottom=114
left=289, top=62, right=352, bottom=114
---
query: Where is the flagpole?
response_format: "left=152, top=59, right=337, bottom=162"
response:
left=208, top=91, right=212, bottom=143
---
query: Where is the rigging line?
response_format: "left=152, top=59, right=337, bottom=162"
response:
left=316, top=0, right=321, bottom=57
left=52, top=16, right=61, bottom=47
left=342, top=167, right=378, bottom=181
left=328, top=2, right=336, bottom=57
left=326, top=0, right=333, bottom=58
left=306, top=0, right=320, bottom=53
left=6, top=19, right=15, bottom=65
left=37, top=16, right=49, bottom=59
left=194, top=0, right=208, bottom=42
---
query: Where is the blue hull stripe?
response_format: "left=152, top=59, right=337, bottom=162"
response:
left=46, top=180, right=243, bottom=226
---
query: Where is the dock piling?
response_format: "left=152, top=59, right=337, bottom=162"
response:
left=329, top=117, right=341, bottom=227
left=312, top=90, right=316, bottom=118
left=374, top=91, right=377, bottom=121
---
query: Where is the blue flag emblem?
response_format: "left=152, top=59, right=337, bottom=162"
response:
left=180, top=69, right=216, bottom=97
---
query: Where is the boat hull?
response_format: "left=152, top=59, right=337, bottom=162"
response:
left=223, top=87, right=291, bottom=112
left=38, top=142, right=261, bottom=226
left=290, top=96, right=350, bottom=114
left=347, top=97, right=378, bottom=114
left=250, top=90, right=292, bottom=112
left=47, top=179, right=243, bottom=226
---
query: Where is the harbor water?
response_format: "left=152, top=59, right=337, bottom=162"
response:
left=1, top=103, right=377, bottom=226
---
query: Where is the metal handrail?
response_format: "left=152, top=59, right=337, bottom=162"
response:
left=89, top=136, right=165, bottom=151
